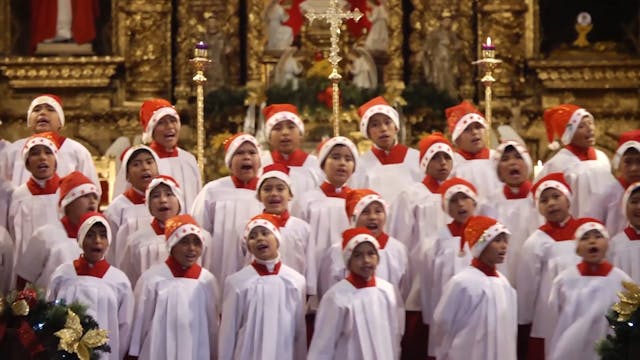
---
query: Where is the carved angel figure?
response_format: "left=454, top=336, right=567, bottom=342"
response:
left=350, top=47, right=378, bottom=89
left=274, top=47, right=303, bottom=90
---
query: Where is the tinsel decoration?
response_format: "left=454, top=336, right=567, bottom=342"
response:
left=596, top=281, right=640, bottom=359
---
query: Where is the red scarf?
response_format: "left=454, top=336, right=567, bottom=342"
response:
left=577, top=261, right=613, bottom=276
left=149, top=141, right=178, bottom=158
left=371, top=144, right=409, bottom=165
left=618, top=176, right=630, bottom=190
left=231, top=175, right=258, bottom=190
left=320, top=181, right=351, bottom=198
left=422, top=175, right=441, bottom=193
left=26, top=174, right=60, bottom=195
left=251, top=260, right=282, bottom=276
left=50, top=132, right=67, bottom=147
left=565, top=144, right=597, bottom=161
left=124, top=188, right=145, bottom=205
left=540, top=217, right=579, bottom=241
left=60, top=216, right=79, bottom=239
left=346, top=272, right=376, bottom=289
left=74, top=256, right=110, bottom=278
left=271, top=149, right=309, bottom=167
left=448, top=221, right=467, bottom=255
left=624, top=226, right=640, bottom=241
left=165, top=256, right=202, bottom=279
left=503, top=181, right=532, bottom=200
left=376, top=232, right=389, bottom=249
left=264, top=210, right=290, bottom=227
left=472, top=258, right=498, bottom=277
left=151, top=218, right=165, bottom=236
left=455, top=147, right=490, bottom=160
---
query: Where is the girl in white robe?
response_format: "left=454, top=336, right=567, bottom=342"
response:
left=609, top=182, right=640, bottom=283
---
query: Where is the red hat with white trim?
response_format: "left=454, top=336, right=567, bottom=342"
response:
left=574, top=217, right=609, bottom=242
left=223, top=133, right=261, bottom=169
left=22, top=132, right=59, bottom=164
left=256, top=163, right=291, bottom=195
left=342, top=227, right=380, bottom=265
left=139, top=98, right=180, bottom=144
left=418, top=132, right=454, bottom=173
left=243, top=213, right=283, bottom=245
left=543, top=104, right=593, bottom=150
left=493, top=140, right=533, bottom=178
left=27, top=94, right=65, bottom=128
left=59, top=171, right=100, bottom=211
left=77, top=211, right=111, bottom=248
left=463, top=216, right=511, bottom=258
left=439, top=177, right=478, bottom=214
left=357, top=96, right=399, bottom=139
left=446, top=101, right=486, bottom=144
left=345, top=188, right=388, bottom=225
left=164, top=214, right=204, bottom=250
left=120, top=145, right=160, bottom=177
left=613, top=130, right=640, bottom=169
left=621, top=181, right=640, bottom=216
left=262, top=104, right=304, bottom=136
left=316, top=136, right=359, bottom=171
left=145, top=175, right=185, bottom=214
left=531, top=172, right=572, bottom=207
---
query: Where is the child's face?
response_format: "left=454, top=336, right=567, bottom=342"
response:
left=426, top=152, right=452, bottom=181
left=355, top=201, right=386, bottom=237
left=148, top=184, right=180, bottom=223
left=448, top=192, right=476, bottom=224
left=323, top=145, right=355, bottom=187
left=576, top=229, right=608, bottom=265
left=348, top=241, right=379, bottom=280
left=246, top=225, right=279, bottom=261
left=478, top=233, right=508, bottom=266
left=29, top=103, right=62, bottom=132
left=26, top=145, right=56, bottom=180
left=570, top=117, right=595, bottom=148
left=170, top=234, right=203, bottom=268
left=152, top=115, right=180, bottom=150
left=455, top=122, right=486, bottom=154
left=126, top=151, right=158, bottom=192
left=65, top=193, right=99, bottom=224
left=259, top=178, right=291, bottom=215
left=269, top=120, right=301, bottom=155
left=367, top=113, right=398, bottom=151
left=230, top=142, right=260, bottom=182
left=626, top=191, right=640, bottom=228
left=82, top=223, right=109, bottom=263
left=497, top=147, right=527, bottom=187
left=538, top=188, right=570, bottom=223
left=619, top=149, right=640, bottom=184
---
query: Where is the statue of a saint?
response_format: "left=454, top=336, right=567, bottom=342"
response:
left=349, top=47, right=378, bottom=89
left=264, top=0, right=294, bottom=51
left=205, top=16, right=231, bottom=90
left=364, top=0, right=389, bottom=53
left=30, top=0, right=98, bottom=52
left=420, top=10, right=461, bottom=98
left=274, top=47, right=303, bottom=90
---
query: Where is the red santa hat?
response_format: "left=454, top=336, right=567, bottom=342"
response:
left=418, top=132, right=454, bottom=173
left=439, top=177, right=478, bottom=214
left=543, top=104, right=593, bottom=150
left=120, top=145, right=160, bottom=176
left=262, top=104, right=304, bottom=136
left=145, top=175, right=185, bottom=214
left=223, top=132, right=261, bottom=168
left=27, top=94, right=65, bottom=128
left=357, top=96, right=399, bottom=139
left=463, top=216, right=511, bottom=258
left=316, top=136, right=359, bottom=171
left=59, top=171, right=100, bottom=211
left=22, top=132, right=59, bottom=164
left=493, top=140, right=533, bottom=178
left=77, top=211, right=111, bottom=248
left=164, top=214, right=204, bottom=250
left=613, top=130, right=640, bottom=169
left=621, top=181, right=640, bottom=215
left=574, top=217, right=609, bottom=242
left=445, top=101, right=486, bottom=143
left=341, top=227, right=380, bottom=265
left=345, top=188, right=388, bottom=225
left=243, top=213, right=283, bottom=245
left=256, top=163, right=291, bottom=195
left=531, top=172, right=572, bottom=206
left=139, top=98, right=180, bottom=144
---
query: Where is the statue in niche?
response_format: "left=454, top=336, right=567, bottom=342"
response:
left=364, top=0, right=389, bottom=53
left=420, top=9, right=461, bottom=98
left=205, top=15, right=232, bottom=91
left=264, top=0, right=294, bottom=51
left=348, top=47, right=378, bottom=89
left=29, top=0, right=99, bottom=53
left=274, top=46, right=303, bottom=90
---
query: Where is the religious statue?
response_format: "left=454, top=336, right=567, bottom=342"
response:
left=364, top=0, right=389, bottom=53
left=29, top=0, right=99, bottom=52
left=420, top=9, right=461, bottom=98
left=274, top=46, right=303, bottom=90
left=205, top=16, right=231, bottom=90
left=348, top=47, right=378, bottom=89
left=264, top=0, right=294, bottom=51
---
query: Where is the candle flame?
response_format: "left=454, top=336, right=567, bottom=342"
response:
left=486, top=37, right=492, bottom=46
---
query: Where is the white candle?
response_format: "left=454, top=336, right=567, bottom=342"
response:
left=533, top=160, right=543, bottom=179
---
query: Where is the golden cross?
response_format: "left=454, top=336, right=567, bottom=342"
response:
left=305, top=0, right=362, bottom=136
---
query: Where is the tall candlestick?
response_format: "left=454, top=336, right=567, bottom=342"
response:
left=473, top=35, right=502, bottom=147
left=190, top=41, right=211, bottom=182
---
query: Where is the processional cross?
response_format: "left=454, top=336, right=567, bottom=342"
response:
left=305, top=0, right=362, bottom=136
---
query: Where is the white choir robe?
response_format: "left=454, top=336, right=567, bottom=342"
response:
left=0, top=225, right=14, bottom=294
left=191, top=177, right=262, bottom=283
left=535, top=148, right=616, bottom=218
left=349, top=148, right=422, bottom=205
left=515, top=230, right=581, bottom=339
left=308, top=277, right=405, bottom=360
left=276, top=217, right=313, bottom=293
left=103, top=195, right=152, bottom=264
left=15, top=222, right=82, bottom=289
left=261, top=151, right=323, bottom=197
left=129, top=263, right=220, bottom=360
left=47, top=263, right=135, bottom=360
left=219, top=264, right=306, bottom=360
left=547, top=266, right=631, bottom=360
left=0, top=177, right=14, bottom=229
left=8, top=185, right=59, bottom=258
left=451, top=151, right=502, bottom=201
left=0, top=137, right=100, bottom=188
left=585, top=180, right=627, bottom=235
left=432, top=266, right=517, bottom=360
left=609, top=229, right=640, bottom=283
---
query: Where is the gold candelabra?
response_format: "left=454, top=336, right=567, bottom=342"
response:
left=190, top=41, right=211, bottom=182
left=473, top=37, right=502, bottom=146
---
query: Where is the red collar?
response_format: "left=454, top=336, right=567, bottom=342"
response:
left=422, top=175, right=442, bottom=193
left=577, top=261, right=613, bottom=276
left=320, top=181, right=351, bottom=198
left=165, top=256, right=202, bottom=279
left=565, top=144, right=597, bottom=161
left=448, top=221, right=467, bottom=254
left=60, top=216, right=79, bottom=239
left=371, top=144, right=409, bottom=165
left=618, top=176, right=631, bottom=189
left=50, top=132, right=67, bottom=147
left=472, top=258, right=498, bottom=277
left=376, top=232, right=389, bottom=249
left=251, top=260, right=282, bottom=276
left=263, top=210, right=290, bottom=227
left=540, top=217, right=579, bottom=241
left=503, top=181, right=532, bottom=200
left=149, top=141, right=178, bottom=158
left=74, top=256, right=110, bottom=278
left=346, top=272, right=376, bottom=289
left=271, top=149, right=309, bottom=167
left=624, top=226, right=640, bottom=241
left=26, top=174, right=60, bottom=195
left=151, top=218, right=165, bottom=236
left=124, top=188, right=146, bottom=205
left=455, top=147, right=490, bottom=160
left=231, top=175, right=258, bottom=190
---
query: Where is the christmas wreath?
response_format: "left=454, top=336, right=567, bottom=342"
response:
left=596, top=281, right=640, bottom=359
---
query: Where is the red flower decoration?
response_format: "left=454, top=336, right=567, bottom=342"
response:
left=17, top=288, right=38, bottom=309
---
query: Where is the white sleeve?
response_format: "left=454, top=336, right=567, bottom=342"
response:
left=307, top=292, right=346, bottom=360
left=516, top=233, right=544, bottom=324
left=218, top=279, right=242, bottom=360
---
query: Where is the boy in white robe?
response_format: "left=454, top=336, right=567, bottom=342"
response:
left=48, top=211, right=134, bottom=360
left=609, top=182, right=640, bottom=283
left=260, top=104, right=323, bottom=196
left=192, top=133, right=263, bottom=283
left=516, top=172, right=581, bottom=360
left=129, top=214, right=219, bottom=360
left=308, top=227, right=404, bottom=360
left=219, top=213, right=306, bottom=360
left=350, top=96, right=422, bottom=204
left=547, top=218, right=631, bottom=360
left=432, top=216, right=517, bottom=360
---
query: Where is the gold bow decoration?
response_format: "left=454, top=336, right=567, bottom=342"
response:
left=612, top=281, right=640, bottom=322
left=54, top=310, right=109, bottom=360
